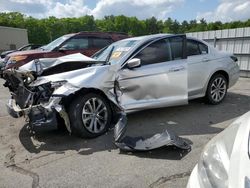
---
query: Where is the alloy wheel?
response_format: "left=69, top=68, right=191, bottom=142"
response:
left=210, top=77, right=227, bottom=102
left=81, top=97, right=108, bottom=134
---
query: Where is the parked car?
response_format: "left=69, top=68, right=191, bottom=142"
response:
left=0, top=44, right=42, bottom=59
left=4, top=33, right=239, bottom=138
left=3, top=31, right=128, bottom=69
left=187, top=111, right=250, bottom=188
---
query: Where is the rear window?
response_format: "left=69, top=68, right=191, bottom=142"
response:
left=199, top=43, right=208, bottom=54
left=187, top=39, right=208, bottom=56
left=92, top=38, right=111, bottom=48
left=187, top=40, right=200, bottom=56
left=62, top=37, right=89, bottom=50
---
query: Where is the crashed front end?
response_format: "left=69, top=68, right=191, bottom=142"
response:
left=3, top=54, right=99, bottom=132
left=4, top=70, right=67, bottom=131
left=8, top=96, right=63, bottom=131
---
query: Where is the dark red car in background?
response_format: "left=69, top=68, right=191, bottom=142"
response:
left=0, top=44, right=42, bottom=59
left=4, top=31, right=128, bottom=69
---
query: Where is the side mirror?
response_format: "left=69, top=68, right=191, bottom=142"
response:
left=58, top=46, right=67, bottom=52
left=127, top=58, right=141, bottom=69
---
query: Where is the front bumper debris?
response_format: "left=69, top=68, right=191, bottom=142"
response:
left=8, top=97, right=191, bottom=153
left=6, top=97, right=71, bottom=132
left=6, top=99, right=24, bottom=118
left=28, top=106, right=58, bottom=131
left=114, top=113, right=191, bottom=152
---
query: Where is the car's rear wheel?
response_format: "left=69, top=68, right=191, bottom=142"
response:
left=68, top=93, right=112, bottom=138
left=206, top=74, right=228, bottom=104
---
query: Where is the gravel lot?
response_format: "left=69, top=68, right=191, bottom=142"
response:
left=0, top=78, right=249, bottom=188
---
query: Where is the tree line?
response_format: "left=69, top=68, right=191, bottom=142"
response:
left=1, top=12, right=250, bottom=45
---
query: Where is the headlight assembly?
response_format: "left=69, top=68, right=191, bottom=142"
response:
left=10, top=55, right=27, bottom=62
left=50, top=80, right=67, bottom=89
left=197, top=121, right=240, bottom=188
left=198, top=143, right=228, bottom=188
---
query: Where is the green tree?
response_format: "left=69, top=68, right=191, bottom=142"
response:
left=1, top=12, right=250, bottom=44
left=145, top=17, right=159, bottom=34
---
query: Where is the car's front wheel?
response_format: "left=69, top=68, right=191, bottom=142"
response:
left=68, top=93, right=112, bottom=138
left=206, top=74, right=228, bottom=104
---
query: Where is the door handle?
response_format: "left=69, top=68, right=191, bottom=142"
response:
left=202, top=58, right=210, bottom=62
left=169, top=66, right=185, bottom=72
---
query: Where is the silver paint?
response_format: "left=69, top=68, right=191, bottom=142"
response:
left=5, top=33, right=240, bottom=122
left=19, top=53, right=96, bottom=73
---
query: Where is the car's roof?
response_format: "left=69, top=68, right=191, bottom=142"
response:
left=64, top=31, right=128, bottom=37
left=77, top=31, right=127, bottom=35
left=63, top=31, right=128, bottom=41
left=121, top=33, right=176, bottom=42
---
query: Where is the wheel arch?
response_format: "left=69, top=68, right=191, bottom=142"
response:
left=209, top=70, right=229, bottom=86
left=61, top=87, right=118, bottom=117
left=202, top=69, right=229, bottom=97
left=205, top=69, right=229, bottom=104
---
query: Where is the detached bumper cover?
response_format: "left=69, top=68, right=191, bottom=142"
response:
left=114, top=113, right=191, bottom=151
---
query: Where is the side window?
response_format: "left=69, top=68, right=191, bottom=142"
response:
left=187, top=40, right=200, bottom=56
left=199, top=43, right=208, bottom=54
left=21, top=46, right=31, bottom=51
left=187, top=39, right=208, bottom=56
left=169, top=36, right=184, bottom=60
left=134, top=39, right=171, bottom=65
left=92, top=38, right=111, bottom=48
left=62, top=37, right=89, bottom=50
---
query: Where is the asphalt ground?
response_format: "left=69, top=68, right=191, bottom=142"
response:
left=0, top=78, right=249, bottom=188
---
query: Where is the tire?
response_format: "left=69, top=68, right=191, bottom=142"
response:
left=206, top=74, right=228, bottom=105
left=68, top=93, right=112, bottom=138
left=56, top=114, right=67, bottom=131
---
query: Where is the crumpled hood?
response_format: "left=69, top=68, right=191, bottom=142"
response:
left=31, top=64, right=115, bottom=86
left=30, top=63, right=120, bottom=105
left=19, top=53, right=98, bottom=73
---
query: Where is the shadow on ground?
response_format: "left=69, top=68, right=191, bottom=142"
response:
left=19, top=92, right=250, bottom=159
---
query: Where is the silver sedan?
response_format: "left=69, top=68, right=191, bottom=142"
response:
left=6, top=34, right=240, bottom=138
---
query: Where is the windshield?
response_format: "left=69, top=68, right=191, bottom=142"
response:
left=42, top=35, right=72, bottom=51
left=92, top=39, right=139, bottom=64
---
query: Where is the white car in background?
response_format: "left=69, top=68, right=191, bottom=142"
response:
left=187, top=111, right=250, bottom=188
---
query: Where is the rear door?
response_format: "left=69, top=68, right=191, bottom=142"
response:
left=118, top=35, right=188, bottom=112
left=187, top=39, right=210, bottom=97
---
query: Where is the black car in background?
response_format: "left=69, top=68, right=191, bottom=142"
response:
left=0, top=44, right=42, bottom=59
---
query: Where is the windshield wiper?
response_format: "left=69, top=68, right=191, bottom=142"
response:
left=105, top=46, right=114, bottom=65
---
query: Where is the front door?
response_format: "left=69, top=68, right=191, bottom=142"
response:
left=117, top=36, right=188, bottom=112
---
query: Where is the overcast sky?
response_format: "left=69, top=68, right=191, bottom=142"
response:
left=0, top=0, right=250, bottom=22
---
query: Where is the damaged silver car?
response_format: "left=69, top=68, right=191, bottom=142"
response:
left=3, top=34, right=239, bottom=138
